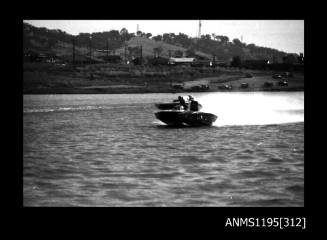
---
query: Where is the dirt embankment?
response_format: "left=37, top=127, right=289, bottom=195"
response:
left=23, top=62, right=304, bottom=94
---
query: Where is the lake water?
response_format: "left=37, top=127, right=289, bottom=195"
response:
left=23, top=92, right=304, bottom=207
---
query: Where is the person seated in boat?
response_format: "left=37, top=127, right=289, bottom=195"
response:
left=174, top=95, right=191, bottom=103
left=178, top=96, right=188, bottom=110
left=190, top=100, right=200, bottom=111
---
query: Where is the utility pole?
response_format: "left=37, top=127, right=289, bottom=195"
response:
left=140, top=45, right=143, bottom=65
left=212, top=54, right=216, bottom=68
left=72, top=37, right=76, bottom=64
left=198, top=20, right=202, bottom=39
left=106, top=39, right=109, bottom=57
left=124, top=44, right=127, bottom=63
left=89, top=36, right=92, bottom=59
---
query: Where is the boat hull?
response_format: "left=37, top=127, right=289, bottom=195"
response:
left=155, top=110, right=186, bottom=126
left=155, top=110, right=217, bottom=127
left=178, top=111, right=218, bottom=126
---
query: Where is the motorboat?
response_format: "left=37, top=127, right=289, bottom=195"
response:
left=155, top=110, right=217, bottom=127
left=154, top=95, right=217, bottom=127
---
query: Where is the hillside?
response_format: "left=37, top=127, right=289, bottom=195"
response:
left=115, top=36, right=212, bottom=59
left=23, top=22, right=292, bottom=62
left=23, top=23, right=211, bottom=60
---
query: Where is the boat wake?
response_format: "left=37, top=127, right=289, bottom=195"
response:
left=196, top=92, right=304, bottom=127
left=23, top=105, right=132, bottom=114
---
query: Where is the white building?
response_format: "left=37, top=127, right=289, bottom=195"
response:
left=168, top=57, right=195, bottom=65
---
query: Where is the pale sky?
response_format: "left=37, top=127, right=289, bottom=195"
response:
left=24, top=20, right=304, bottom=54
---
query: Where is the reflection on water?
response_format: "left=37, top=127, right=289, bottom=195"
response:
left=23, top=92, right=304, bottom=206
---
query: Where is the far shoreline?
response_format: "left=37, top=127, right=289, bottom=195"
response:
left=23, top=87, right=304, bottom=95
left=24, top=62, right=304, bottom=95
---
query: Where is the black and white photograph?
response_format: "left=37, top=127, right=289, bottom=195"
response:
left=23, top=20, right=304, bottom=208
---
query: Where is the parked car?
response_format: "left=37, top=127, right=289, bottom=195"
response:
left=245, top=73, right=253, bottom=78
left=282, top=72, right=293, bottom=78
left=240, top=83, right=249, bottom=88
left=200, top=84, right=210, bottom=90
left=218, top=84, right=232, bottom=90
left=278, top=80, right=288, bottom=86
left=190, top=84, right=210, bottom=91
left=264, top=82, right=274, bottom=87
left=172, top=84, right=184, bottom=90
left=272, top=73, right=282, bottom=79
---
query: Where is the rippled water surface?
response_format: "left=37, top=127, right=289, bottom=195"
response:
left=23, top=92, right=304, bottom=206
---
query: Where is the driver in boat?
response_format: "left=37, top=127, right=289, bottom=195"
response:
left=173, top=95, right=194, bottom=102
left=174, top=95, right=197, bottom=111
left=177, top=96, right=188, bottom=110
left=182, top=95, right=194, bottom=102
left=183, top=95, right=196, bottom=109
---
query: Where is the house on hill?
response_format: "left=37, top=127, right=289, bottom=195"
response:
left=168, top=57, right=195, bottom=65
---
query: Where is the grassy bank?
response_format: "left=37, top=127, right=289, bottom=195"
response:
left=23, top=62, right=304, bottom=94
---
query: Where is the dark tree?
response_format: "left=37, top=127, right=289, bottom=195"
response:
left=152, top=35, right=162, bottom=41
left=231, top=56, right=241, bottom=67
left=162, top=33, right=170, bottom=42
left=232, top=38, right=242, bottom=46
left=120, top=28, right=130, bottom=42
